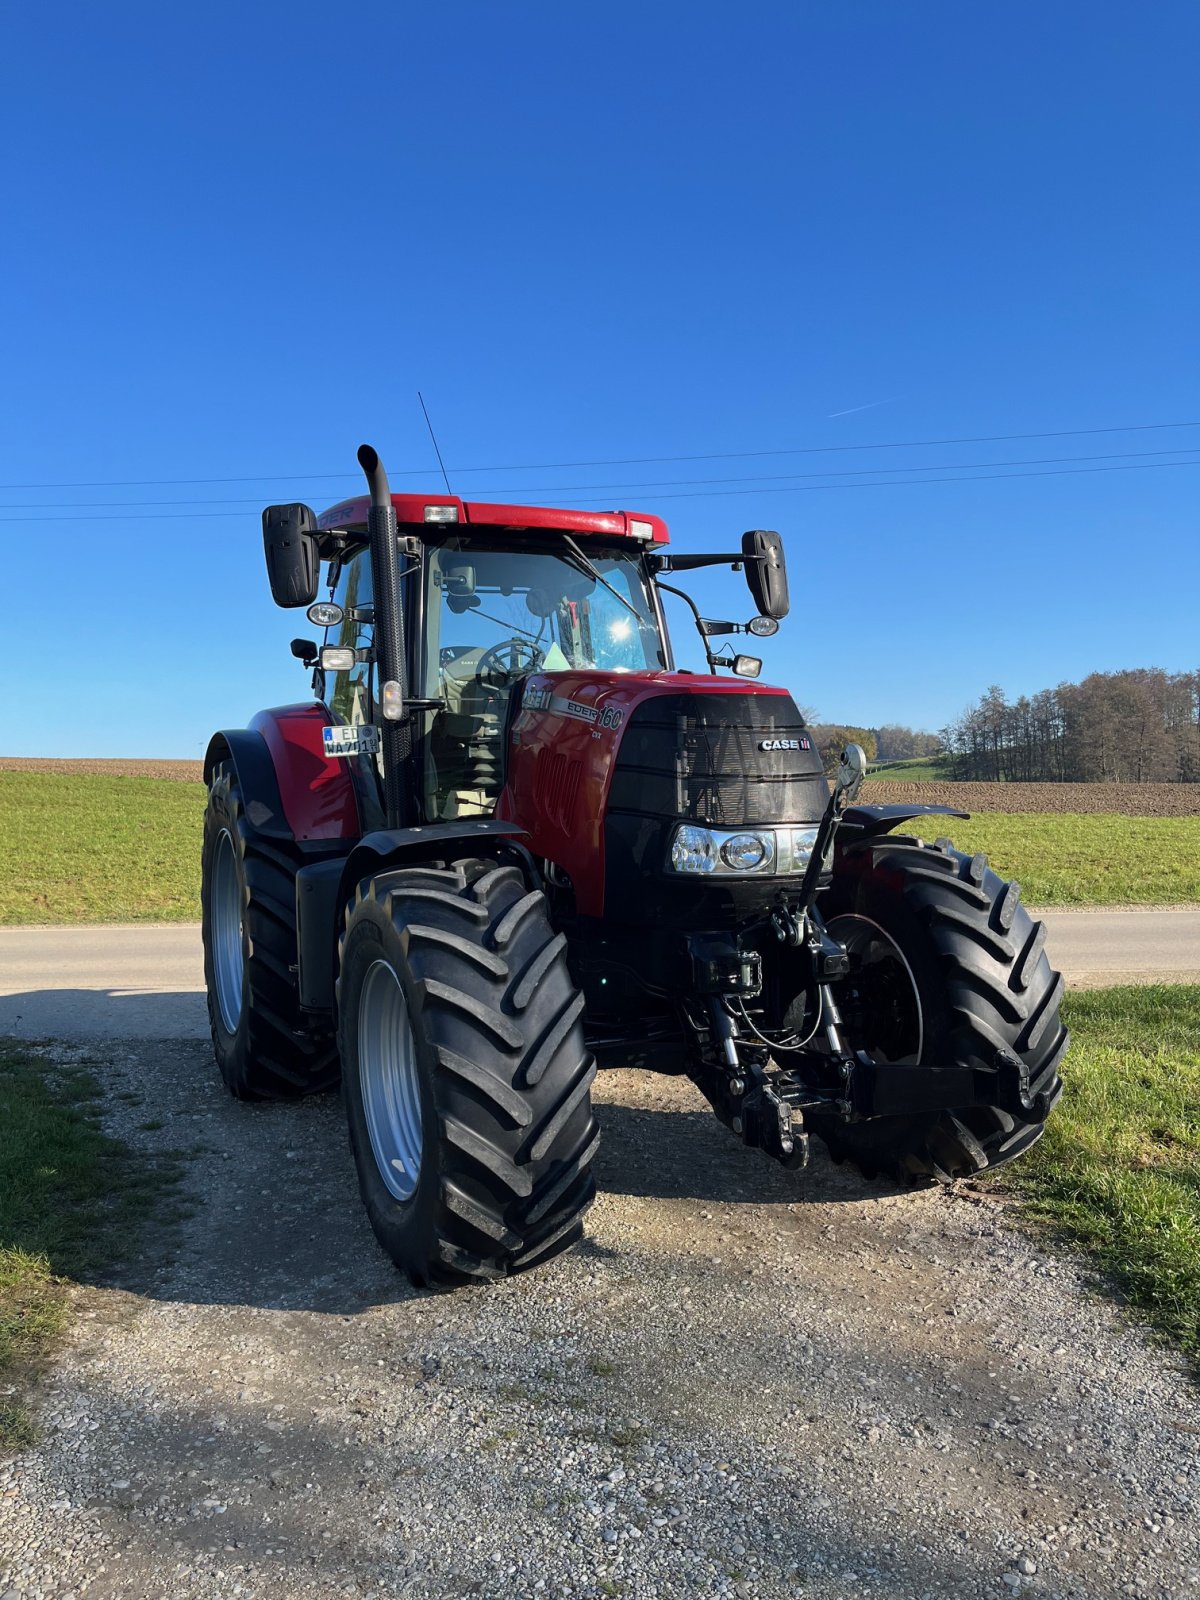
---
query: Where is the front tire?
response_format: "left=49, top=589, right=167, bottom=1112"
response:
left=201, top=761, right=338, bottom=1100
left=337, top=857, right=598, bottom=1287
left=810, top=834, right=1067, bottom=1182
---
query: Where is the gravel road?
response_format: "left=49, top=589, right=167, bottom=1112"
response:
left=2, top=1028, right=1199, bottom=1600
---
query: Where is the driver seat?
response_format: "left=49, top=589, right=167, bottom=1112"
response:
left=428, top=647, right=507, bottom=818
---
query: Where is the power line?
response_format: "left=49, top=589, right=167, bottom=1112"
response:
left=558, top=457, right=1200, bottom=505
left=3, top=455, right=1198, bottom=521
left=1, top=417, right=1198, bottom=491
left=3, top=445, right=1199, bottom=511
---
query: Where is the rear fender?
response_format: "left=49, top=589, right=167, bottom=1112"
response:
left=203, top=728, right=293, bottom=841
left=204, top=704, right=372, bottom=845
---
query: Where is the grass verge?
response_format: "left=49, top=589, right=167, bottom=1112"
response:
left=905, top=811, right=1200, bottom=905
left=0, top=1042, right=184, bottom=1449
left=1006, top=986, right=1200, bottom=1367
left=0, top=771, right=205, bottom=923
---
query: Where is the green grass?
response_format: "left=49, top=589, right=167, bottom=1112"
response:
left=0, top=774, right=1196, bottom=923
left=905, top=812, right=1200, bottom=905
left=0, top=772, right=205, bottom=923
left=0, top=1044, right=183, bottom=1448
left=1009, top=987, right=1200, bottom=1367
left=866, top=756, right=951, bottom=782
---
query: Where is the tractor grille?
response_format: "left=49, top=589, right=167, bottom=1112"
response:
left=609, top=692, right=828, bottom=827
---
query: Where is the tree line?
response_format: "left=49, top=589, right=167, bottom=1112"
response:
left=940, top=668, right=1200, bottom=783
left=807, top=723, right=941, bottom=767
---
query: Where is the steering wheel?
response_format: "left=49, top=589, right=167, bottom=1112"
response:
left=474, top=638, right=545, bottom=684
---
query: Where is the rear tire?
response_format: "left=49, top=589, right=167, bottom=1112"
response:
left=810, top=835, right=1067, bottom=1182
left=337, top=856, right=598, bottom=1287
left=201, top=760, right=339, bottom=1100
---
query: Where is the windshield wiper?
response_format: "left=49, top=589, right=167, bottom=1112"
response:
left=559, top=535, right=645, bottom=627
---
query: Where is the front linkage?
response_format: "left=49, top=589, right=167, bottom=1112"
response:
left=685, top=745, right=1065, bottom=1175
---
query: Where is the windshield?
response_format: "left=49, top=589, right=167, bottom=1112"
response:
left=422, top=540, right=665, bottom=695
left=419, top=539, right=666, bottom=822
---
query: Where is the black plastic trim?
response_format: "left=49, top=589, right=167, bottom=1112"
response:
left=839, top=803, right=969, bottom=842
left=296, top=858, right=348, bottom=1011
left=203, top=729, right=292, bottom=841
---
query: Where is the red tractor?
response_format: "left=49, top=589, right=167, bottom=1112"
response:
left=201, top=444, right=1065, bottom=1286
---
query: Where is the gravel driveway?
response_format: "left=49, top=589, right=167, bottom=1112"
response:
left=2, top=1037, right=1197, bottom=1600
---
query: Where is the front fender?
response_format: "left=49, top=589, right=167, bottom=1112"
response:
left=296, top=821, right=535, bottom=1016
left=838, top=802, right=969, bottom=844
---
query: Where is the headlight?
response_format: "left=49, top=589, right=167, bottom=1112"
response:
left=668, top=824, right=814, bottom=875
left=670, top=825, right=717, bottom=874
left=781, top=826, right=819, bottom=872
left=720, top=832, right=770, bottom=871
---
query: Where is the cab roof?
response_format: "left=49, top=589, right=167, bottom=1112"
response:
left=316, top=493, right=670, bottom=545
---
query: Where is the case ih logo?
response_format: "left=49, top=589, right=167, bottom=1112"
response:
left=760, top=737, right=811, bottom=751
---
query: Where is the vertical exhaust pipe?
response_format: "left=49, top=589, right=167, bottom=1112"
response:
left=358, top=444, right=410, bottom=829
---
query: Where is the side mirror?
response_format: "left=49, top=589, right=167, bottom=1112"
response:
left=263, top=504, right=320, bottom=608
left=290, top=638, right=319, bottom=666
left=741, top=529, right=789, bottom=620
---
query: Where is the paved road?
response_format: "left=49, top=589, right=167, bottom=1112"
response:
left=0, top=908, right=1197, bottom=1041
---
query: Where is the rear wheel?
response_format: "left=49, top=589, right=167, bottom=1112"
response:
left=809, top=835, right=1067, bottom=1182
left=337, top=856, right=598, bottom=1286
left=201, top=761, right=338, bottom=1099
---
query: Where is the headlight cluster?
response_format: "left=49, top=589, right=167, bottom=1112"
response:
left=668, top=823, right=820, bottom=876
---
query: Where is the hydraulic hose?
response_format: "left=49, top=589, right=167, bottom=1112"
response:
left=358, top=444, right=410, bottom=828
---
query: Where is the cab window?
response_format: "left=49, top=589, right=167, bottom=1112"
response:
left=326, top=549, right=374, bottom=727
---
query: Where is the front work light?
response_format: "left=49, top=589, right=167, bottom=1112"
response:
left=424, top=505, right=459, bottom=523
left=319, top=646, right=357, bottom=672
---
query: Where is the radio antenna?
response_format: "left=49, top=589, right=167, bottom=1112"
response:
left=418, top=390, right=454, bottom=495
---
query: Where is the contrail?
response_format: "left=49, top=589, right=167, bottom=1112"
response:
left=827, top=397, right=902, bottom=419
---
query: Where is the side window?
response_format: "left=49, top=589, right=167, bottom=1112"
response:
left=328, top=550, right=374, bottom=727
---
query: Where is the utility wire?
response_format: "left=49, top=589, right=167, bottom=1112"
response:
left=3, top=456, right=1199, bottom=521
left=5, top=444, right=1197, bottom=510
left=1, top=417, right=1198, bottom=491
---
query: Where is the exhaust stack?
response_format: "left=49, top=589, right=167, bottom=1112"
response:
left=358, top=444, right=410, bottom=829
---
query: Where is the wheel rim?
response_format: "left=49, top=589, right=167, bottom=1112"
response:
left=211, top=828, right=244, bottom=1033
left=825, top=914, right=924, bottom=1065
left=357, top=959, right=424, bottom=1202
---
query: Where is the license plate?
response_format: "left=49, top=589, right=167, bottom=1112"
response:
left=323, top=724, right=380, bottom=758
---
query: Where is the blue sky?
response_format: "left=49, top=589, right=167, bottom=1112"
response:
left=2, top=2, right=1197, bottom=756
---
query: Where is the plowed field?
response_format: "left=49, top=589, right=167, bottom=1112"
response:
left=5, top=759, right=1199, bottom=815
left=0, top=757, right=203, bottom=782
left=863, top=779, right=1200, bottom=815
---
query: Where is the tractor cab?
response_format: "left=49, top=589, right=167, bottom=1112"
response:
left=281, top=488, right=707, bottom=826
left=318, top=521, right=669, bottom=821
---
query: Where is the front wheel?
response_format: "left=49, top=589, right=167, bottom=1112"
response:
left=808, top=834, right=1067, bottom=1182
left=337, top=857, right=598, bottom=1287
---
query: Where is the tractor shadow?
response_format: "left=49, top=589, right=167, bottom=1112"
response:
left=593, top=1084, right=895, bottom=1207
left=1, top=990, right=888, bottom=1320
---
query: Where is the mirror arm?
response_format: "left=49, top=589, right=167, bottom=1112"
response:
left=655, top=580, right=721, bottom=675
left=656, top=552, right=759, bottom=573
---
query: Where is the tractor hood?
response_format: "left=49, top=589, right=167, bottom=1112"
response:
left=497, top=671, right=829, bottom=921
